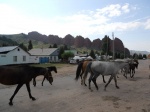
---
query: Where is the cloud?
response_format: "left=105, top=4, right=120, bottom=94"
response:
left=144, top=19, right=150, bottom=29
left=122, top=3, right=130, bottom=13
left=0, top=3, right=147, bottom=39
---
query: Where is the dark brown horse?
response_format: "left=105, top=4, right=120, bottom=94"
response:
left=0, top=65, right=53, bottom=106
left=128, top=59, right=139, bottom=78
left=33, top=66, right=57, bottom=86
left=75, top=60, right=106, bottom=86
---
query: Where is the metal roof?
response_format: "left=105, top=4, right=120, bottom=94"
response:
left=0, top=46, right=18, bottom=53
left=28, top=48, right=58, bottom=56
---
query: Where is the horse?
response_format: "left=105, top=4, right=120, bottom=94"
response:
left=133, top=59, right=139, bottom=69
left=33, top=66, right=57, bottom=87
left=115, top=59, right=139, bottom=78
left=75, top=60, right=106, bottom=86
left=0, top=65, right=53, bottom=106
left=82, top=61, right=129, bottom=91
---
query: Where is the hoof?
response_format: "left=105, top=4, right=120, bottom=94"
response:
left=31, top=97, right=36, bottom=101
left=116, top=86, right=120, bottom=89
left=9, top=102, right=13, bottom=106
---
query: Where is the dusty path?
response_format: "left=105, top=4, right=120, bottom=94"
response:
left=0, top=60, right=150, bottom=112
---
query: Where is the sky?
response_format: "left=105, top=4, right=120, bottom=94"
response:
left=0, top=0, right=150, bottom=52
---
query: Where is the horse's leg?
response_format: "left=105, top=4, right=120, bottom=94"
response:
left=114, top=75, right=119, bottom=89
left=131, top=69, right=135, bottom=78
left=9, top=83, right=24, bottom=106
left=102, top=75, right=106, bottom=83
left=80, top=71, right=84, bottom=85
left=130, top=69, right=132, bottom=78
left=92, top=74, right=99, bottom=90
left=33, top=78, right=36, bottom=87
left=104, top=75, right=113, bottom=91
left=80, top=71, right=84, bottom=80
left=42, top=77, right=46, bottom=86
left=88, top=73, right=94, bottom=91
left=26, top=82, right=36, bottom=101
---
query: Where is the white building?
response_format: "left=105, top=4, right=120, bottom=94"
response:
left=0, top=46, right=30, bottom=66
left=28, top=48, right=59, bottom=63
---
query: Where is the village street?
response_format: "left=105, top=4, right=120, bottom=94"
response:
left=0, top=60, right=150, bottom=112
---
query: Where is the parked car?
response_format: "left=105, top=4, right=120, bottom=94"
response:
left=69, top=59, right=77, bottom=64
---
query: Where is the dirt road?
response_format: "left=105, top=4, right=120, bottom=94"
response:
left=0, top=60, right=150, bottom=112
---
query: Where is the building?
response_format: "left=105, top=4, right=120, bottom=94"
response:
left=0, top=46, right=30, bottom=66
left=28, top=48, right=59, bottom=63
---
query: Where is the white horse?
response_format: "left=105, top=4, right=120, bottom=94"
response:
left=82, top=61, right=129, bottom=91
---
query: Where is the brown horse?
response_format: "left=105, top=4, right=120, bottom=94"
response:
left=33, top=66, right=57, bottom=86
left=0, top=65, right=53, bottom=106
left=75, top=60, right=106, bottom=86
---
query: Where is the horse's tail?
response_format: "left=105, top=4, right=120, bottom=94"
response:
left=83, top=62, right=92, bottom=81
left=75, top=62, right=83, bottom=80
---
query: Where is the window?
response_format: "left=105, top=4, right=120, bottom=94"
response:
left=1, top=55, right=6, bottom=57
left=13, top=56, right=17, bottom=62
left=23, top=56, right=26, bottom=61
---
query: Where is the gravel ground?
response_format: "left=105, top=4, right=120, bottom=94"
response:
left=0, top=60, right=150, bottom=112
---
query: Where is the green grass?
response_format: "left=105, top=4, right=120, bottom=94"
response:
left=30, top=63, right=76, bottom=68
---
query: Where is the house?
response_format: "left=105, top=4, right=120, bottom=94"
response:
left=0, top=46, right=30, bottom=66
left=28, top=48, right=59, bottom=63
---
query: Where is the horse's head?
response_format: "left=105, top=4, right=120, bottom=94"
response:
left=44, top=68, right=53, bottom=85
left=134, top=59, right=139, bottom=69
left=48, top=66, right=57, bottom=73
left=53, top=66, right=57, bottom=73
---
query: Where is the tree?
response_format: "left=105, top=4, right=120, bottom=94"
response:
left=19, top=43, right=27, bottom=51
left=58, top=46, right=64, bottom=59
left=89, top=49, right=96, bottom=59
left=53, top=43, right=57, bottom=48
left=28, top=40, right=33, bottom=51
left=49, top=45, right=52, bottom=48
left=138, top=53, right=143, bottom=59
left=133, top=53, right=138, bottom=59
left=61, top=52, right=74, bottom=60
left=143, top=54, right=147, bottom=59
left=102, top=35, right=111, bottom=56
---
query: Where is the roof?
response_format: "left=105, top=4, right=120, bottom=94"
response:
left=28, top=48, right=58, bottom=56
left=0, top=46, right=18, bottom=53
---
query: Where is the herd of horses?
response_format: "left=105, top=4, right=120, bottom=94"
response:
left=0, top=59, right=139, bottom=106
left=75, top=59, right=139, bottom=91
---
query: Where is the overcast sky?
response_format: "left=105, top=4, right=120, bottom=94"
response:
left=0, top=0, right=150, bottom=51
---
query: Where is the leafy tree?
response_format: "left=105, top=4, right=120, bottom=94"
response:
left=49, top=45, right=52, bottom=48
left=89, top=49, right=96, bottom=59
left=133, top=53, right=138, bottom=59
left=143, top=54, right=147, bottom=59
left=64, top=44, right=68, bottom=50
left=58, top=46, right=64, bottom=59
left=28, top=40, right=33, bottom=51
left=138, top=53, right=143, bottom=59
left=120, top=53, right=124, bottom=59
left=102, top=35, right=111, bottom=56
left=53, top=43, right=57, bottom=48
left=61, top=52, right=74, bottom=60
left=19, top=43, right=27, bottom=51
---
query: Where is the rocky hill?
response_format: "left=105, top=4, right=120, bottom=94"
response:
left=0, top=31, right=130, bottom=55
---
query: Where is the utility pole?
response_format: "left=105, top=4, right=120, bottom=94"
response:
left=124, top=45, right=125, bottom=59
left=112, top=32, right=115, bottom=60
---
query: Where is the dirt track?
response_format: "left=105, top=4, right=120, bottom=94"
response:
left=0, top=60, right=150, bottom=112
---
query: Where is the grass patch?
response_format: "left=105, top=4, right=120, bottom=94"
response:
left=30, top=63, right=76, bottom=68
